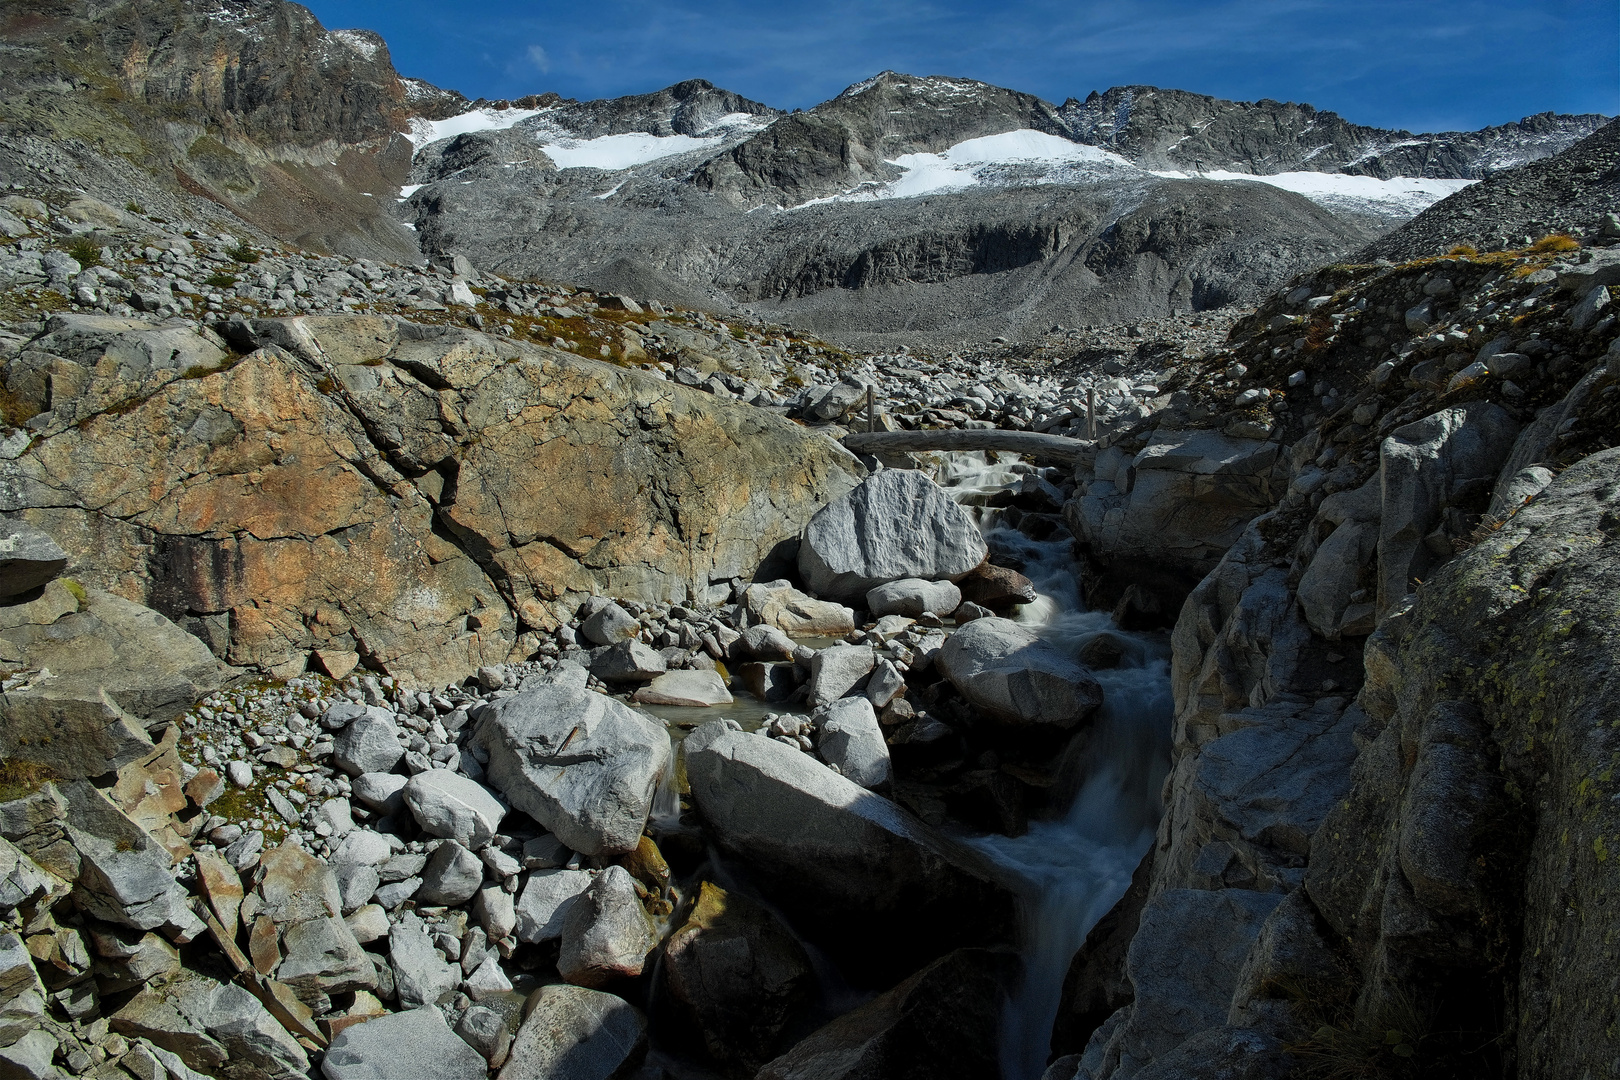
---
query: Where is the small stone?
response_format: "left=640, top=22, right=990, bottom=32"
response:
left=631, top=669, right=733, bottom=707
left=345, top=905, right=390, bottom=945
left=455, top=1004, right=514, bottom=1066
left=402, top=772, right=505, bottom=849
left=415, top=842, right=483, bottom=907
left=463, top=953, right=513, bottom=1000
left=350, top=773, right=409, bottom=816
left=332, top=709, right=405, bottom=776
left=580, top=602, right=639, bottom=646
left=514, top=869, right=594, bottom=944
left=227, top=761, right=254, bottom=788
left=389, top=914, right=460, bottom=1009
left=473, top=886, right=518, bottom=941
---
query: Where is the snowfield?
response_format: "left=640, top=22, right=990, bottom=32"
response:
left=408, top=106, right=544, bottom=149
left=536, top=113, right=769, bottom=171
left=1153, top=168, right=1475, bottom=217
left=795, top=129, right=1139, bottom=208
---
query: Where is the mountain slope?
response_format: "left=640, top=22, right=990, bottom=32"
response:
left=0, top=0, right=467, bottom=259
left=1362, top=117, right=1620, bottom=261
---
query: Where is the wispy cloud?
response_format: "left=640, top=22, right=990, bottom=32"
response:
left=526, top=44, right=551, bottom=73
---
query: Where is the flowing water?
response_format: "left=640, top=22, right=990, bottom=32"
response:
left=934, top=453, right=1173, bottom=1080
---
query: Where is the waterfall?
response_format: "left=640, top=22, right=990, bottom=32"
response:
left=934, top=453, right=1173, bottom=1080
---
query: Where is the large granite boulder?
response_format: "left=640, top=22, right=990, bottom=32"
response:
left=798, top=470, right=987, bottom=602
left=0, top=315, right=861, bottom=683
left=111, top=973, right=310, bottom=1080
left=323, top=1007, right=488, bottom=1080
left=682, top=721, right=1018, bottom=981
left=558, top=865, right=658, bottom=988
left=1067, top=429, right=1281, bottom=574
left=474, top=686, right=671, bottom=856
left=498, top=984, right=647, bottom=1080
left=756, top=949, right=1018, bottom=1080
left=249, top=844, right=376, bottom=1010
left=812, top=696, right=891, bottom=789
left=866, top=577, right=962, bottom=618
left=937, top=617, right=1102, bottom=728
left=660, top=880, right=815, bottom=1074
left=742, top=580, right=857, bottom=636
left=0, top=581, right=228, bottom=777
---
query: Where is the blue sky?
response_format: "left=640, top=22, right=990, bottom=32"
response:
left=307, top=0, right=1617, bottom=132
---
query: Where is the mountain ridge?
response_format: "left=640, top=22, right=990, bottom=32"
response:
left=0, top=0, right=1608, bottom=343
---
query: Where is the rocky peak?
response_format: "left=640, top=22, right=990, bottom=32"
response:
left=540, top=79, right=780, bottom=139
left=2, top=0, right=418, bottom=147
left=1059, top=84, right=1608, bottom=179
left=691, top=70, right=1070, bottom=206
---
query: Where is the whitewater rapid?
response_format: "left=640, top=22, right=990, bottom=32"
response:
left=933, top=452, right=1172, bottom=1080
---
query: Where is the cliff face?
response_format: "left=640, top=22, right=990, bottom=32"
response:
left=1049, top=204, right=1620, bottom=1077
left=0, top=0, right=466, bottom=260
left=1306, top=445, right=1620, bottom=1080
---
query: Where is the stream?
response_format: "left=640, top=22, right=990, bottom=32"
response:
left=635, top=452, right=1173, bottom=1077
left=935, top=452, right=1173, bottom=1080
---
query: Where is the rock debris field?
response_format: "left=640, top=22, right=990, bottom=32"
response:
left=3, top=164, right=1620, bottom=1080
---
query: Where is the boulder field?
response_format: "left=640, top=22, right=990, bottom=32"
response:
left=2, top=147, right=1619, bottom=1080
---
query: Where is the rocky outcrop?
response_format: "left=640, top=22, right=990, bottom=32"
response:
left=0, top=580, right=229, bottom=777
left=0, top=314, right=861, bottom=686
left=1364, top=117, right=1620, bottom=261
left=1068, top=429, right=1284, bottom=576
left=1061, top=85, right=1604, bottom=180
left=1303, top=447, right=1620, bottom=1080
left=0, top=0, right=467, bottom=260
left=1053, top=209, right=1620, bottom=1080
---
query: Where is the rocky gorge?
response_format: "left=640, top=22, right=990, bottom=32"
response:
left=0, top=2, right=1618, bottom=1080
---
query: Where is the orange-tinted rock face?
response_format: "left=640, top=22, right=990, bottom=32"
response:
left=2, top=315, right=862, bottom=686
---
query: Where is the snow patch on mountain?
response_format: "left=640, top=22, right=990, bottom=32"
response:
left=531, top=112, right=768, bottom=172
left=797, top=129, right=1139, bottom=208
left=1154, top=169, right=1474, bottom=218
left=330, top=29, right=380, bottom=60
left=409, top=106, right=546, bottom=150
left=540, top=131, right=717, bottom=170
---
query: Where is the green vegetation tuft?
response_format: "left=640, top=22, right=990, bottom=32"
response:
left=204, top=272, right=238, bottom=290
left=0, top=383, right=40, bottom=429
left=65, top=236, right=103, bottom=268
left=0, top=759, right=61, bottom=802
left=1530, top=234, right=1579, bottom=253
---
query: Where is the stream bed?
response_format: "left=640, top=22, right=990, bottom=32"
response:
left=939, top=452, right=1173, bottom=1080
